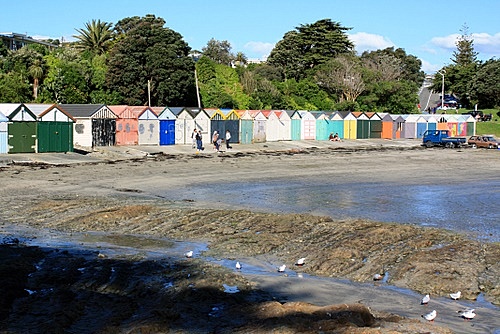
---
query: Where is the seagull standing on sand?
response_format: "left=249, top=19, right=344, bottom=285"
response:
left=422, top=310, right=437, bottom=322
left=277, top=265, right=286, bottom=272
left=235, top=261, right=241, bottom=270
left=421, top=294, right=430, bottom=305
left=296, top=258, right=306, bottom=266
left=185, top=251, right=193, bottom=258
left=458, top=308, right=476, bottom=321
left=450, top=291, right=461, bottom=300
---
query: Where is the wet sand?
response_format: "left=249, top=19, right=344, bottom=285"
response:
left=0, top=142, right=499, bottom=333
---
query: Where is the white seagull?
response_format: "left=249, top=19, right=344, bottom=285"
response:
left=458, top=308, right=476, bottom=321
left=422, top=310, right=437, bottom=322
left=421, top=294, right=430, bottom=305
left=235, top=261, right=241, bottom=270
left=185, top=250, right=193, bottom=258
left=450, top=291, right=461, bottom=300
left=277, top=264, right=286, bottom=272
left=296, top=258, right=306, bottom=266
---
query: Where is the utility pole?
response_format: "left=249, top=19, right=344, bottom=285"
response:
left=437, top=69, right=446, bottom=110
left=147, top=79, right=151, bottom=107
left=194, top=68, right=201, bottom=109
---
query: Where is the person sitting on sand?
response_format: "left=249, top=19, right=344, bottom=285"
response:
left=329, top=132, right=341, bottom=142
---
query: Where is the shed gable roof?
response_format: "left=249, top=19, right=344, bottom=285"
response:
left=37, top=104, right=75, bottom=122
left=61, top=104, right=116, bottom=118
left=0, top=103, right=37, bottom=121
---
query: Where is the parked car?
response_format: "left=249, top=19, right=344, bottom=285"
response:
left=468, top=135, right=500, bottom=149
left=463, top=110, right=492, bottom=122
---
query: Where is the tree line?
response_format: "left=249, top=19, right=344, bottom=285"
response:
left=0, top=16, right=497, bottom=113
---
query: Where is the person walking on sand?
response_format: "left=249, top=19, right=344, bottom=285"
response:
left=195, top=129, right=204, bottom=152
left=191, top=129, right=197, bottom=149
left=225, top=130, right=232, bottom=149
left=212, top=131, right=220, bottom=152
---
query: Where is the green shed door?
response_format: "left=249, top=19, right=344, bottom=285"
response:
left=240, top=120, right=253, bottom=144
left=38, top=122, right=73, bottom=153
left=369, top=120, right=382, bottom=138
left=8, top=121, right=37, bottom=153
left=357, top=120, right=369, bottom=139
left=291, top=119, right=301, bottom=140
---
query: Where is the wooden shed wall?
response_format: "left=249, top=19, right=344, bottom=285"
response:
left=73, top=119, right=93, bottom=147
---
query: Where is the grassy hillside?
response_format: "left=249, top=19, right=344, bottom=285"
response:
left=474, top=109, right=500, bottom=137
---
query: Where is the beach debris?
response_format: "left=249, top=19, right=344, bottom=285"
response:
left=373, top=273, right=383, bottom=281
left=450, top=291, right=461, bottom=300
left=457, top=308, right=476, bottom=321
left=422, top=310, right=437, bottom=322
left=185, top=250, right=193, bottom=258
left=277, top=264, right=286, bottom=272
left=295, top=257, right=306, bottom=266
left=223, top=284, right=239, bottom=294
left=235, top=261, right=241, bottom=270
left=421, top=294, right=430, bottom=305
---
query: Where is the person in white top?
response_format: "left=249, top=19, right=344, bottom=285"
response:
left=191, top=129, right=197, bottom=148
left=225, top=130, right=232, bottom=149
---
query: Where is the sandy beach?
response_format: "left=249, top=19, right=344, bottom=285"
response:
left=0, top=140, right=499, bottom=333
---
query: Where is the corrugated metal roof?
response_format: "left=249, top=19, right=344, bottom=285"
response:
left=24, top=103, right=52, bottom=116
left=60, top=104, right=111, bottom=118
left=169, top=107, right=184, bottom=116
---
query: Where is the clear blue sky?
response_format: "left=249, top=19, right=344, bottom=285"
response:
left=2, top=0, right=499, bottom=73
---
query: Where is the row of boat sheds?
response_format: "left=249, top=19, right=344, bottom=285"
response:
left=0, top=103, right=477, bottom=154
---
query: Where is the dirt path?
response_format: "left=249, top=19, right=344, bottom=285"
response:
left=0, top=145, right=499, bottom=333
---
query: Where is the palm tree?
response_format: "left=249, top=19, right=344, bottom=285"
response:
left=29, top=59, right=44, bottom=100
left=234, top=52, right=248, bottom=66
left=74, top=19, right=113, bottom=54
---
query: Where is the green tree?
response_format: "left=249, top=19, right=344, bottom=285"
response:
left=0, top=72, right=31, bottom=102
left=358, top=80, right=419, bottom=114
left=0, top=43, right=9, bottom=57
left=277, top=78, right=335, bottom=110
left=431, top=24, right=479, bottom=107
left=74, top=19, right=113, bottom=55
left=196, top=56, right=249, bottom=109
left=267, top=19, right=354, bottom=80
left=39, top=48, right=89, bottom=103
left=0, top=46, right=47, bottom=102
left=234, top=51, right=247, bottom=66
left=28, top=59, right=44, bottom=100
left=202, top=38, right=233, bottom=66
left=107, top=15, right=197, bottom=106
left=469, top=59, right=500, bottom=108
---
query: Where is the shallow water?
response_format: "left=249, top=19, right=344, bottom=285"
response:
left=1, top=225, right=498, bottom=334
left=166, top=179, right=500, bottom=242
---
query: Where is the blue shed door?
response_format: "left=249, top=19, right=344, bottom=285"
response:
left=417, top=122, right=427, bottom=138
left=160, top=120, right=175, bottom=145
